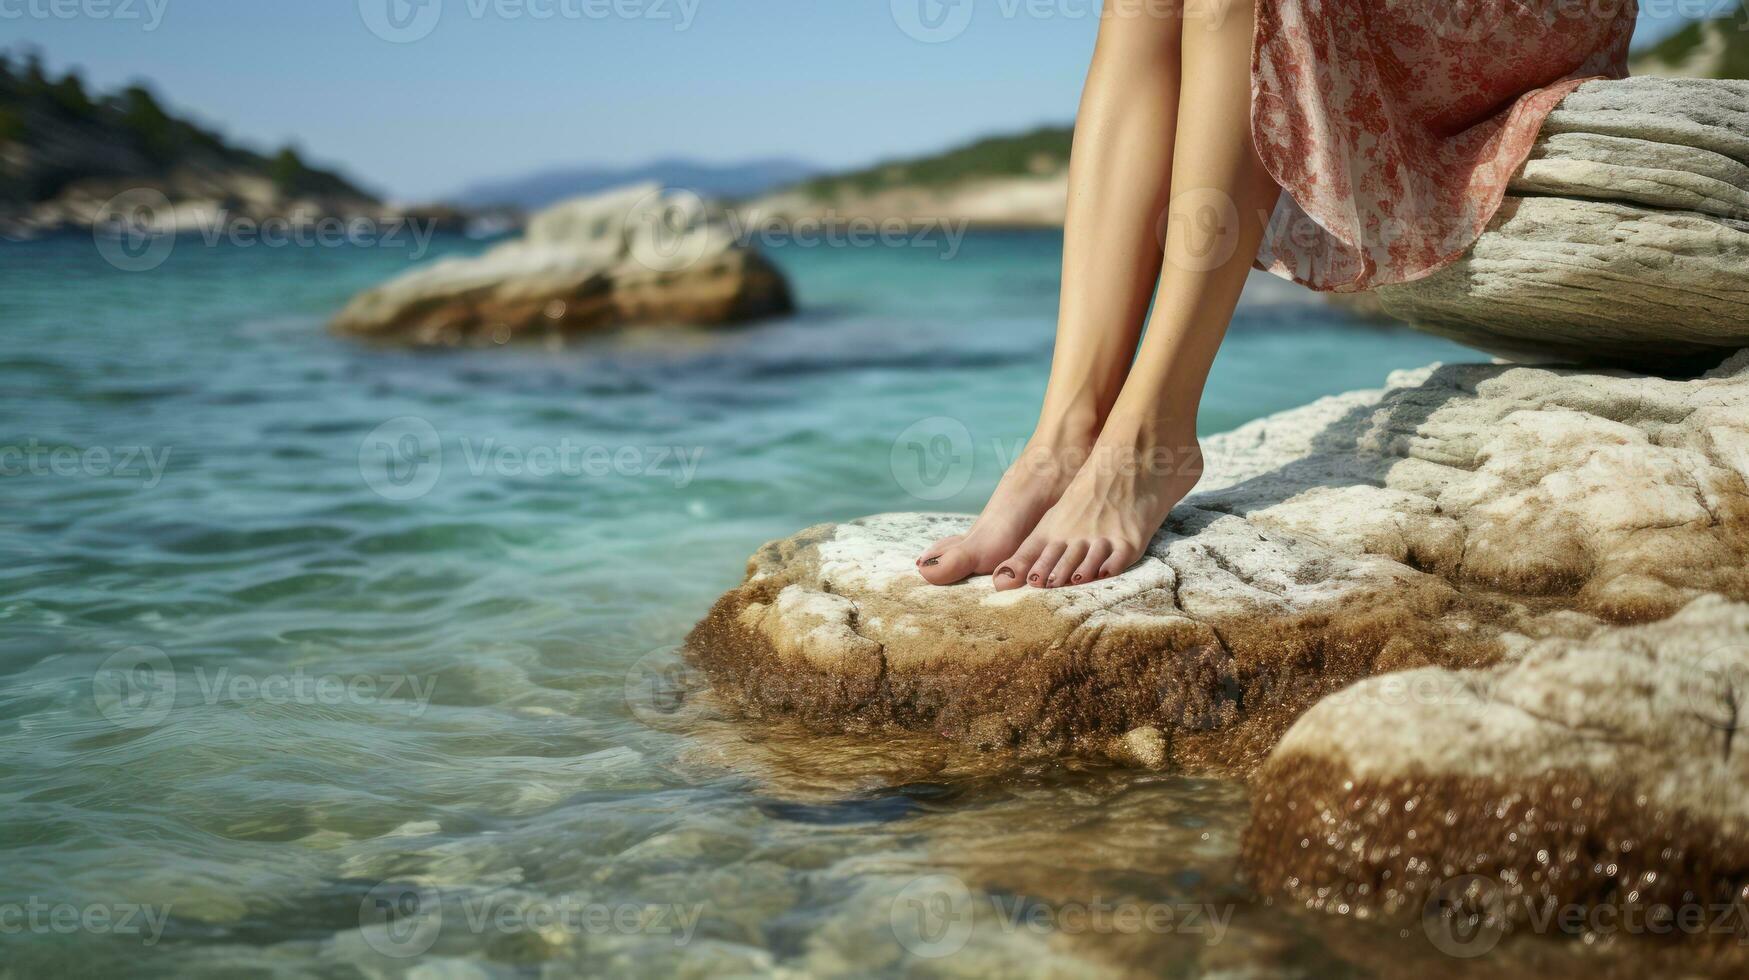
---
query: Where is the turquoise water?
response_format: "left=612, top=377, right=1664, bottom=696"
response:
left=3, top=230, right=1653, bottom=976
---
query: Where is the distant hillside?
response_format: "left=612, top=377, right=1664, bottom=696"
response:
left=449, top=157, right=819, bottom=209
left=790, top=125, right=1072, bottom=203
left=0, top=49, right=383, bottom=233
left=741, top=125, right=1074, bottom=229
left=1630, top=8, right=1749, bottom=78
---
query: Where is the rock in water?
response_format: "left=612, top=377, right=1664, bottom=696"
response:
left=1244, top=597, right=1749, bottom=936
left=688, top=352, right=1749, bottom=768
left=330, top=183, right=792, bottom=346
left=686, top=352, right=1749, bottom=930
left=1375, top=76, right=1749, bottom=374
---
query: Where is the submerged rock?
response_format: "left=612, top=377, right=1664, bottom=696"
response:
left=330, top=183, right=792, bottom=347
left=1375, top=76, right=1749, bottom=374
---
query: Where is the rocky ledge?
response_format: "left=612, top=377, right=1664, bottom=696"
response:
left=1375, top=76, right=1749, bottom=374
left=1245, top=596, right=1749, bottom=937
left=330, top=183, right=792, bottom=347
left=686, top=351, right=1749, bottom=929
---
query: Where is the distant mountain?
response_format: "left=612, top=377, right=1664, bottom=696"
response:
left=1631, top=8, right=1749, bottom=78
left=0, top=49, right=384, bottom=233
left=448, top=158, right=821, bottom=209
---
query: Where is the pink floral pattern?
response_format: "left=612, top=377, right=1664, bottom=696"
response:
left=1252, top=0, right=1638, bottom=292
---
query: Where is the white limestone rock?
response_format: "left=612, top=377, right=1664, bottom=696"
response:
left=687, top=352, right=1749, bottom=774
left=330, top=183, right=791, bottom=347
left=1375, top=77, right=1749, bottom=373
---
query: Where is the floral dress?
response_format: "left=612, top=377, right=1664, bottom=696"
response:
left=1252, top=0, right=1640, bottom=291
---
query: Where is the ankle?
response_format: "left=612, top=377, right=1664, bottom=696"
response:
left=1031, top=400, right=1105, bottom=448
left=1102, top=392, right=1201, bottom=442
left=1094, top=408, right=1201, bottom=462
left=1079, top=436, right=1203, bottom=485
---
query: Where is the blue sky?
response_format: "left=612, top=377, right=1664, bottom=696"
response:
left=9, top=0, right=1738, bottom=201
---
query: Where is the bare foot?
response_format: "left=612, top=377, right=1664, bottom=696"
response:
left=915, top=415, right=1099, bottom=585
left=991, top=415, right=1202, bottom=590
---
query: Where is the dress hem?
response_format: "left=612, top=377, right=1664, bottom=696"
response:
left=1245, top=1, right=1632, bottom=294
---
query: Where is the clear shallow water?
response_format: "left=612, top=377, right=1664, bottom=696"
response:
left=0, top=231, right=1691, bottom=976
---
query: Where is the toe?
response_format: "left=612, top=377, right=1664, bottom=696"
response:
left=993, top=535, right=1046, bottom=591
left=916, top=534, right=963, bottom=566
left=1046, top=541, right=1089, bottom=588
left=918, top=540, right=981, bottom=585
left=1098, top=541, right=1144, bottom=579
left=1072, top=539, right=1113, bottom=584
left=1025, top=542, right=1067, bottom=588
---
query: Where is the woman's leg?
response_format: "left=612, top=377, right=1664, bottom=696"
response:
left=918, top=2, right=1184, bottom=584
left=993, top=0, right=1281, bottom=590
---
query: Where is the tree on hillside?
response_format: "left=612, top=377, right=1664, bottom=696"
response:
left=50, top=70, right=94, bottom=118
left=22, top=49, right=47, bottom=88
left=120, top=84, right=177, bottom=164
left=270, top=146, right=310, bottom=195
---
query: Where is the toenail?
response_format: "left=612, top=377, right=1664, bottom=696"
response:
left=997, top=567, right=1015, bottom=579
left=1072, top=574, right=1082, bottom=583
left=1029, top=574, right=1040, bottom=583
left=922, top=557, right=940, bottom=567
